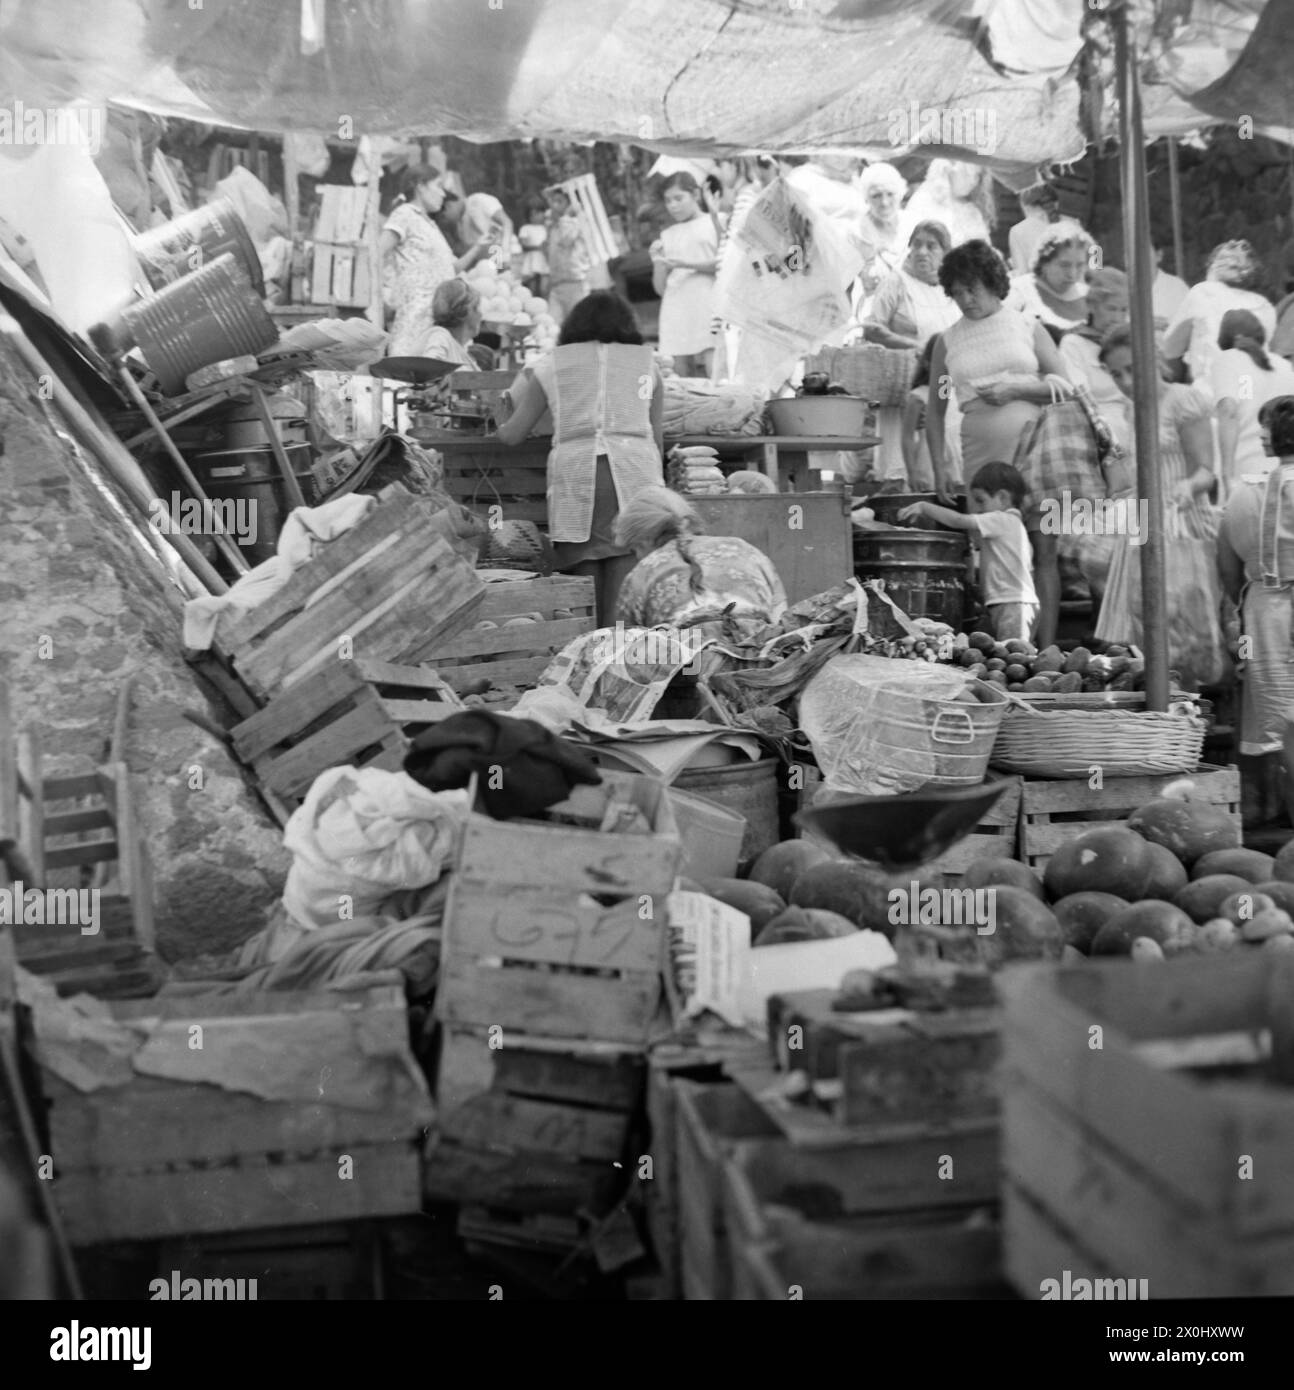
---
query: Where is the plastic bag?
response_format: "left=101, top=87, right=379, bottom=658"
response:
left=1096, top=510, right=1227, bottom=688
left=534, top=627, right=710, bottom=724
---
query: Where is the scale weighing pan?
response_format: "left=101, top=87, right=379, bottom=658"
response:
left=369, top=355, right=462, bottom=385
left=793, top=777, right=1016, bottom=871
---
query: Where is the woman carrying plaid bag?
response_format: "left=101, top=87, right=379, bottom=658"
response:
left=1014, top=376, right=1132, bottom=647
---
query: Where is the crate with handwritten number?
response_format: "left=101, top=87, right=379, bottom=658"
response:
left=435, top=771, right=681, bottom=1048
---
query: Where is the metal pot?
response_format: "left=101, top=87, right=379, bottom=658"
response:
left=766, top=394, right=873, bottom=438
left=221, top=394, right=308, bottom=449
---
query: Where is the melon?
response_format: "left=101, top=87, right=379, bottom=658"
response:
left=1043, top=826, right=1154, bottom=902
left=790, top=862, right=948, bottom=939
left=1189, top=848, right=1275, bottom=883
left=1126, top=798, right=1241, bottom=866
left=1091, top=900, right=1194, bottom=956
left=1051, top=891, right=1127, bottom=954
left=748, top=840, right=830, bottom=901
left=1173, top=874, right=1252, bottom=924
left=754, top=907, right=857, bottom=946
left=697, top=877, right=785, bottom=935
left=977, top=886, right=1063, bottom=967
left=1269, top=839, right=1294, bottom=883
left=1252, top=881, right=1294, bottom=916
left=1218, top=889, right=1277, bottom=927
left=961, top=859, right=1046, bottom=901
left=1143, top=841, right=1188, bottom=900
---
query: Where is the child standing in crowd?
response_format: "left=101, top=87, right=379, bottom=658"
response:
left=518, top=198, right=550, bottom=299
left=899, top=461, right=1038, bottom=642
left=545, top=186, right=593, bottom=325
left=651, top=172, right=719, bottom=377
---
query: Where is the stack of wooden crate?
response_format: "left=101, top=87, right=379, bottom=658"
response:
left=217, top=497, right=484, bottom=702
left=424, top=772, right=681, bottom=1251
left=1001, top=952, right=1294, bottom=1298
left=45, top=982, right=433, bottom=1247
left=310, top=186, right=374, bottom=307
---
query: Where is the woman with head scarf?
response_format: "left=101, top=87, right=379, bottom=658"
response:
left=613, top=486, right=787, bottom=641
left=861, top=220, right=961, bottom=486
left=1059, top=266, right=1130, bottom=442
left=1007, top=225, right=1095, bottom=333
left=1163, top=239, right=1277, bottom=388
left=1216, top=395, right=1294, bottom=824
left=855, top=161, right=907, bottom=297
left=1212, top=308, right=1294, bottom=496
left=378, top=164, right=500, bottom=357
left=495, top=291, right=664, bottom=625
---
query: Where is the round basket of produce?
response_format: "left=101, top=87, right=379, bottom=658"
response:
left=990, top=703, right=1206, bottom=778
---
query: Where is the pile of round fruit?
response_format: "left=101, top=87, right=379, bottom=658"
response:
left=952, top=633, right=1144, bottom=694
left=463, top=259, right=559, bottom=350
left=678, top=783, right=1291, bottom=966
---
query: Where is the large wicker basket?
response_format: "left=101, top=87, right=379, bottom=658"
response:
left=803, top=344, right=917, bottom=408
left=990, top=704, right=1206, bottom=778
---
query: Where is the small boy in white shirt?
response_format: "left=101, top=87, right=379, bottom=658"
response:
left=898, top=461, right=1039, bottom=642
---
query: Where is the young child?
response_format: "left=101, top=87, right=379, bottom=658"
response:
left=898, top=461, right=1039, bottom=642
left=650, top=172, right=719, bottom=378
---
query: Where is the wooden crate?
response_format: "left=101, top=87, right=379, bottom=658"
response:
left=423, top=1026, right=642, bottom=1216
left=230, top=658, right=464, bottom=801
left=720, top=1141, right=1004, bottom=1300
left=1018, top=763, right=1240, bottom=874
left=45, top=984, right=432, bottom=1245
left=436, top=771, right=680, bottom=1048
left=439, top=443, right=549, bottom=530
left=419, top=575, right=595, bottom=694
left=219, top=497, right=485, bottom=700
left=1000, top=952, right=1294, bottom=1299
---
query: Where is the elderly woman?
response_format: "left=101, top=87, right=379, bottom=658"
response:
left=614, top=486, right=787, bottom=640
left=417, top=279, right=483, bottom=367
left=1213, top=309, right=1294, bottom=497
left=1163, top=239, right=1277, bottom=389
left=1059, top=267, right=1131, bottom=444
left=379, top=165, right=499, bottom=357
left=928, top=240, right=1074, bottom=494
left=1216, top=396, right=1294, bottom=824
left=495, top=291, right=664, bottom=626
left=856, top=162, right=907, bottom=299
left=1007, top=225, right=1094, bottom=332
left=861, top=220, right=960, bottom=485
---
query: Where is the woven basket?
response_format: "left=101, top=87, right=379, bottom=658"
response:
left=805, top=345, right=916, bottom=408
left=990, top=704, right=1206, bottom=778
left=481, top=519, right=554, bottom=574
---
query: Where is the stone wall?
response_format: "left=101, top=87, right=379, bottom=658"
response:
left=0, top=336, right=288, bottom=962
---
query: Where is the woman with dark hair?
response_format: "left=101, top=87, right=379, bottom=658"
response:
left=1216, top=395, right=1294, bottom=824
left=927, top=239, right=1074, bottom=494
left=650, top=172, right=719, bottom=376
left=861, top=219, right=960, bottom=485
left=1008, top=183, right=1074, bottom=275
left=1212, top=308, right=1294, bottom=495
left=378, top=164, right=499, bottom=356
left=495, top=291, right=665, bottom=624
left=1163, top=239, right=1276, bottom=386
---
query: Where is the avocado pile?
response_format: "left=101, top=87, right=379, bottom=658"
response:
left=951, top=632, right=1145, bottom=694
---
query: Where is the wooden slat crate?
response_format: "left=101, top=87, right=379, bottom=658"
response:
left=1000, top=953, right=1294, bottom=1299
left=439, top=447, right=550, bottom=530
left=1018, top=763, right=1240, bottom=873
left=45, top=984, right=432, bottom=1245
left=436, top=771, right=680, bottom=1048
left=419, top=575, right=595, bottom=694
left=219, top=497, right=485, bottom=700
left=230, top=658, right=465, bottom=802
left=423, top=1026, right=642, bottom=1216
left=720, top=1141, right=1005, bottom=1300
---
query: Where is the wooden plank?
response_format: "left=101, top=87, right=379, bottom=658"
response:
left=41, top=773, right=102, bottom=802
left=457, top=500, right=549, bottom=526
left=420, top=617, right=592, bottom=662
left=257, top=702, right=395, bottom=798
left=430, top=655, right=555, bottom=690
left=47, top=1077, right=428, bottom=1170
left=375, top=699, right=463, bottom=726
left=1004, top=1181, right=1118, bottom=1301
left=355, top=659, right=464, bottom=698
left=43, top=840, right=117, bottom=870
left=1004, top=1082, right=1294, bottom=1297
left=436, top=957, right=660, bottom=1046
left=439, top=1093, right=628, bottom=1161
left=41, top=808, right=111, bottom=838
left=436, top=1027, right=643, bottom=1114
left=445, top=884, right=663, bottom=974
left=107, top=982, right=405, bottom=1021
left=422, top=1136, right=621, bottom=1213
left=16, top=731, right=44, bottom=883
left=1019, top=764, right=1239, bottom=815
left=231, top=663, right=367, bottom=760
left=54, top=1144, right=423, bottom=1244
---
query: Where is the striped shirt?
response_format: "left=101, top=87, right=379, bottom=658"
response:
left=531, top=342, right=663, bottom=543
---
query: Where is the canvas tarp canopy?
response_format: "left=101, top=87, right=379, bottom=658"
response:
left=0, top=0, right=1288, bottom=186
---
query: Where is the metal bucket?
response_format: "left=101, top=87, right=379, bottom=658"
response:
left=192, top=444, right=315, bottom=564
left=853, top=528, right=970, bottom=629
left=766, top=395, right=873, bottom=437
left=673, top=755, right=781, bottom=874
left=120, top=254, right=278, bottom=395
left=133, top=198, right=265, bottom=295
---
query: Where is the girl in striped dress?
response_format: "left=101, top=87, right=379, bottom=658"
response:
left=496, top=291, right=665, bottom=625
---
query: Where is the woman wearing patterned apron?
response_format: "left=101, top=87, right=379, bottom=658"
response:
left=496, top=291, right=665, bottom=625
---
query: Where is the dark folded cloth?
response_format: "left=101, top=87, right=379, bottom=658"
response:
left=403, top=711, right=601, bottom=820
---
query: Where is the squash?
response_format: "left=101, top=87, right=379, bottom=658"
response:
left=1143, top=841, right=1188, bottom=900
left=1043, top=826, right=1154, bottom=902
left=1126, top=798, right=1241, bottom=867
left=754, top=907, right=857, bottom=946
left=1051, top=891, right=1126, bottom=954
left=747, top=840, right=831, bottom=901
left=1091, top=900, right=1194, bottom=956
left=976, top=887, right=1064, bottom=966
left=1173, top=874, right=1252, bottom=924
left=697, top=877, right=786, bottom=935
left=790, top=860, right=943, bottom=939
left=1189, top=848, right=1275, bottom=883
left=961, top=858, right=1046, bottom=901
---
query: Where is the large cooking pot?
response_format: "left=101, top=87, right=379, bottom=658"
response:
left=221, top=394, right=309, bottom=449
left=766, top=395, right=873, bottom=438
left=866, top=492, right=967, bottom=528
